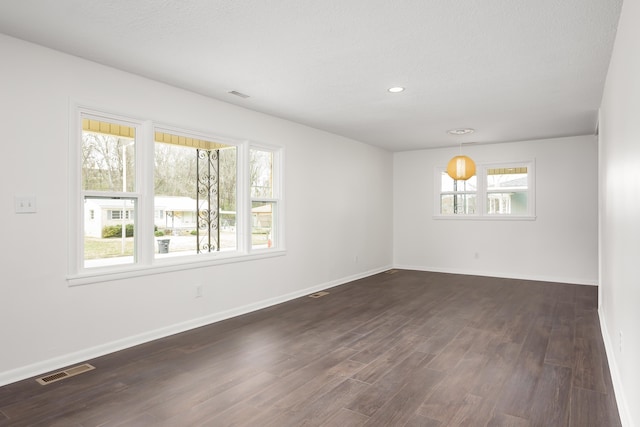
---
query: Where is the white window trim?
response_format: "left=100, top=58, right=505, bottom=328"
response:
left=68, top=103, right=285, bottom=286
left=248, top=142, right=285, bottom=252
left=433, top=160, right=536, bottom=220
left=152, top=123, right=253, bottom=257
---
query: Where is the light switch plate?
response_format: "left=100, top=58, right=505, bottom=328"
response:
left=15, top=196, right=37, bottom=213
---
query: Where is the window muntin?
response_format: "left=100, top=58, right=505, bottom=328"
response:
left=436, top=162, right=534, bottom=219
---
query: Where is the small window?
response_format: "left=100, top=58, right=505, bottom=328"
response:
left=486, top=167, right=529, bottom=215
left=436, top=161, right=534, bottom=219
left=250, top=147, right=280, bottom=249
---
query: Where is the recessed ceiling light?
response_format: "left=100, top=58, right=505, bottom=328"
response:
left=447, top=128, right=475, bottom=136
left=388, top=86, right=405, bottom=93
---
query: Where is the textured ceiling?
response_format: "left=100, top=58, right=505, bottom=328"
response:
left=0, top=0, right=623, bottom=151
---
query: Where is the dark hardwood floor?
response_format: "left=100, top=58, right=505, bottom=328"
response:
left=0, top=270, right=621, bottom=426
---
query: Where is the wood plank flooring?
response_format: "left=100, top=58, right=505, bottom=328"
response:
left=0, top=270, right=621, bottom=426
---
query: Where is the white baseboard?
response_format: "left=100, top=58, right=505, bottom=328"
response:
left=0, top=265, right=391, bottom=387
left=393, top=264, right=598, bottom=286
left=599, top=308, right=633, bottom=427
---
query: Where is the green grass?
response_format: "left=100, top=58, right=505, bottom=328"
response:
left=85, top=231, right=269, bottom=259
left=85, top=237, right=134, bottom=259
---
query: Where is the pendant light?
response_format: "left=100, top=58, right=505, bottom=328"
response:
left=447, top=154, right=476, bottom=180
left=446, top=129, right=476, bottom=181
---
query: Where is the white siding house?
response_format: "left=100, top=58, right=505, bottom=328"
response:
left=84, top=196, right=202, bottom=237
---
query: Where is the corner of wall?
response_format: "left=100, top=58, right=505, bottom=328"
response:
left=598, top=308, right=633, bottom=427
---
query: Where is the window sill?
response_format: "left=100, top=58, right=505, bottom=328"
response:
left=67, top=249, right=286, bottom=286
left=433, top=215, right=536, bottom=221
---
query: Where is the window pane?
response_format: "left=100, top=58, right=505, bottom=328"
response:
left=487, top=167, right=527, bottom=191
left=81, top=119, right=135, bottom=192
left=486, top=167, right=528, bottom=215
left=219, top=148, right=237, bottom=251
left=252, top=201, right=275, bottom=249
left=441, top=172, right=477, bottom=192
left=250, top=149, right=273, bottom=198
left=84, top=197, right=135, bottom=267
left=441, top=194, right=476, bottom=214
left=154, top=132, right=237, bottom=256
left=487, top=192, right=528, bottom=215
left=220, top=211, right=237, bottom=250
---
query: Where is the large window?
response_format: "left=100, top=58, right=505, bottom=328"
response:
left=72, top=108, right=283, bottom=281
left=436, top=161, right=534, bottom=219
left=153, top=129, right=238, bottom=258
left=81, top=115, right=139, bottom=268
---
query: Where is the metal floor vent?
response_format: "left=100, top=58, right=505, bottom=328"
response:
left=384, top=269, right=399, bottom=274
left=36, top=363, right=95, bottom=385
left=308, top=291, right=330, bottom=298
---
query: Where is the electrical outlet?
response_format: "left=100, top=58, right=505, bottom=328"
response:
left=195, top=285, right=203, bottom=298
left=15, top=196, right=37, bottom=213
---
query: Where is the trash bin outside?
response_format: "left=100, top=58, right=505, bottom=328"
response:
left=157, top=239, right=170, bottom=254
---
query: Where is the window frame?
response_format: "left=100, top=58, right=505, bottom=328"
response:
left=152, top=124, right=246, bottom=257
left=248, top=144, right=283, bottom=251
left=74, top=110, right=144, bottom=273
left=434, top=160, right=536, bottom=220
left=68, top=104, right=285, bottom=286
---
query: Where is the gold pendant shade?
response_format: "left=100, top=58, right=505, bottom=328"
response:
left=446, top=155, right=476, bottom=181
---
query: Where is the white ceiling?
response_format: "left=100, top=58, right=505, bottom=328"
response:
left=0, top=0, right=623, bottom=151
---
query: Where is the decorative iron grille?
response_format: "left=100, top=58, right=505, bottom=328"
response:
left=196, top=149, right=220, bottom=253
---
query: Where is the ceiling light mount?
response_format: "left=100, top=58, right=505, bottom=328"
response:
left=447, top=128, right=475, bottom=136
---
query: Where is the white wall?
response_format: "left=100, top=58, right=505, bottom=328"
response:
left=393, top=135, right=598, bottom=285
left=599, top=0, right=640, bottom=424
left=0, top=34, right=393, bottom=385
